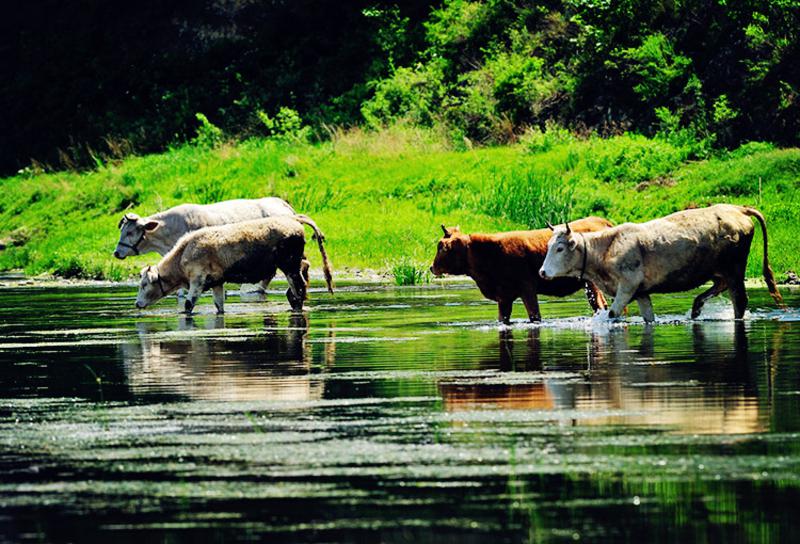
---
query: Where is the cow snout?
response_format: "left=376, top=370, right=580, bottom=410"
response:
left=113, top=250, right=121, bottom=259
left=135, top=301, right=144, bottom=309
left=539, top=268, right=548, bottom=280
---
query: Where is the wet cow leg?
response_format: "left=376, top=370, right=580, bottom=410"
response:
left=691, top=277, right=727, bottom=319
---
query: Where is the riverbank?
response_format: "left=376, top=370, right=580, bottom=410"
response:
left=1, top=128, right=798, bottom=283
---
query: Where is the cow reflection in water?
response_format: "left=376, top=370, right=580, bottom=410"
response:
left=120, top=313, right=324, bottom=402
left=439, top=328, right=553, bottom=411
left=440, top=323, right=770, bottom=434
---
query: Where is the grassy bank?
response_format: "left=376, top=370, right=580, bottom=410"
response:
left=1, top=127, right=798, bottom=282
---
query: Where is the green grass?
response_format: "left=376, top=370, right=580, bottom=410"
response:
left=0, top=127, right=798, bottom=281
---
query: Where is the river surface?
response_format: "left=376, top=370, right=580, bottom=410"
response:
left=0, top=282, right=799, bottom=542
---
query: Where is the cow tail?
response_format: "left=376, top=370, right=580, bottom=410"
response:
left=742, top=207, right=784, bottom=307
left=294, top=214, right=334, bottom=294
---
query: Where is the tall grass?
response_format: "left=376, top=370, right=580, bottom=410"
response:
left=480, top=171, right=575, bottom=228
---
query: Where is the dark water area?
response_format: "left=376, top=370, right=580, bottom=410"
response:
left=0, top=283, right=799, bottom=542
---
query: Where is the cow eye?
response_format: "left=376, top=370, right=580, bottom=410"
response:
left=556, top=246, right=564, bottom=253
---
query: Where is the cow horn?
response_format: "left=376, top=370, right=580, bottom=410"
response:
left=546, top=222, right=555, bottom=231
left=565, top=222, right=572, bottom=235
left=441, top=224, right=450, bottom=237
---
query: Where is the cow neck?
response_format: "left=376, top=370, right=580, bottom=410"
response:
left=154, top=251, right=185, bottom=296
left=151, top=265, right=177, bottom=297
left=579, top=231, right=610, bottom=283
left=578, top=233, right=588, bottom=282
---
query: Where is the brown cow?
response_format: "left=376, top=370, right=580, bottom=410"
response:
left=429, top=217, right=613, bottom=323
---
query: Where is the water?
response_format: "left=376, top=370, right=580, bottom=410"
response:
left=1, top=282, right=799, bottom=542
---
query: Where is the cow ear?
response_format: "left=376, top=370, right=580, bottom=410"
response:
left=143, top=220, right=160, bottom=232
left=568, top=238, right=578, bottom=250
left=441, top=224, right=451, bottom=238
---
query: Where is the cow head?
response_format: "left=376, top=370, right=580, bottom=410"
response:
left=135, top=265, right=169, bottom=309
left=430, top=225, right=469, bottom=276
left=539, top=222, right=581, bottom=280
left=114, top=213, right=161, bottom=259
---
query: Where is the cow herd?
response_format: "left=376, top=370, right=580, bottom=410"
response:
left=116, top=198, right=783, bottom=322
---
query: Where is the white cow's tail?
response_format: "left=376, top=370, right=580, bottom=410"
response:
left=741, top=206, right=784, bottom=307
left=294, top=214, right=334, bottom=294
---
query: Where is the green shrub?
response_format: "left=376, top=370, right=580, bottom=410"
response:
left=585, top=134, right=689, bottom=183
left=192, top=113, right=223, bottom=148
left=725, top=141, right=776, bottom=159
left=520, top=122, right=576, bottom=153
left=362, top=63, right=446, bottom=127
left=617, top=33, right=692, bottom=102
left=256, top=107, right=312, bottom=143
left=392, top=260, right=431, bottom=286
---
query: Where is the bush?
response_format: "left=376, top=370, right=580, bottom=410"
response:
left=362, top=63, right=446, bottom=127
left=256, top=107, right=312, bottom=143
left=192, top=113, right=223, bottom=148
left=585, top=134, right=689, bottom=183
left=392, top=260, right=431, bottom=286
left=520, top=122, right=576, bottom=153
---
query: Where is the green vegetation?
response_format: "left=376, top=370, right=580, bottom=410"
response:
left=1, top=126, right=798, bottom=282
left=5, top=1, right=800, bottom=175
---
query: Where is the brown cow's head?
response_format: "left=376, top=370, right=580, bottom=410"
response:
left=539, top=222, right=581, bottom=280
left=430, top=225, right=470, bottom=276
left=114, top=213, right=161, bottom=259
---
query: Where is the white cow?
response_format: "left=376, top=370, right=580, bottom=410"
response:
left=114, top=197, right=304, bottom=292
left=539, top=204, right=783, bottom=321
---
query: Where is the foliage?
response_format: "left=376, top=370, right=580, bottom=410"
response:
left=256, top=108, right=312, bottom=142
left=392, top=259, right=431, bottom=285
left=5, top=1, right=800, bottom=174
left=192, top=113, right=224, bottom=149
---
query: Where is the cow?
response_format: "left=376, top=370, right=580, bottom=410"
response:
left=429, top=217, right=613, bottom=323
left=135, top=215, right=333, bottom=315
left=114, top=197, right=306, bottom=293
left=538, top=204, right=784, bottom=322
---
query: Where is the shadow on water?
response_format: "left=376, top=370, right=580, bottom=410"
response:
left=0, top=284, right=799, bottom=542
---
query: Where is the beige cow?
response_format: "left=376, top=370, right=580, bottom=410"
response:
left=136, top=215, right=333, bottom=314
left=539, top=204, right=783, bottom=321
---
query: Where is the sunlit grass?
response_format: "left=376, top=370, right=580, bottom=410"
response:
left=0, top=126, right=798, bottom=280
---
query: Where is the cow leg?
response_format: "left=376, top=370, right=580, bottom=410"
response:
left=608, top=283, right=637, bottom=319
left=212, top=285, right=225, bottom=314
left=497, top=299, right=513, bottom=324
left=585, top=281, right=608, bottom=311
left=728, top=279, right=749, bottom=319
left=257, top=269, right=277, bottom=294
left=521, top=290, right=541, bottom=322
left=691, top=278, right=727, bottom=318
left=183, top=282, right=203, bottom=314
left=635, top=295, right=655, bottom=323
